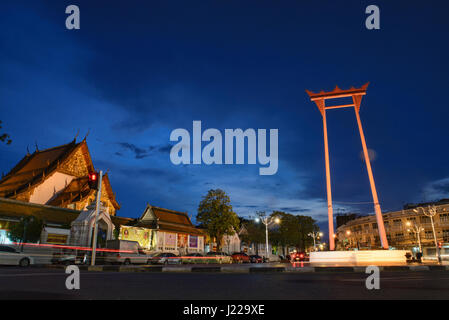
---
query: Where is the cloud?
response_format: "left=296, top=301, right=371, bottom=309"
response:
left=422, top=177, right=449, bottom=201
left=116, top=142, right=173, bottom=159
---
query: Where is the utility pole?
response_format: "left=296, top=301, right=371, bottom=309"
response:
left=91, top=170, right=103, bottom=266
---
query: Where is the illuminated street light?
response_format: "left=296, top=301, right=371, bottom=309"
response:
left=406, top=221, right=424, bottom=253
left=255, top=213, right=281, bottom=261
left=308, top=231, right=323, bottom=251
left=414, top=205, right=441, bottom=263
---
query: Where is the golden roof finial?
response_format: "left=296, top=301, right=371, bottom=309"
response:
left=73, top=129, right=80, bottom=142
left=83, top=129, right=90, bottom=142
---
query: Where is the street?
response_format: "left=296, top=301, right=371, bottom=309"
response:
left=1, top=266, right=448, bottom=300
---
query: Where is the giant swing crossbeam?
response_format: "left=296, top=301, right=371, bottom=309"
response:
left=306, top=82, right=389, bottom=250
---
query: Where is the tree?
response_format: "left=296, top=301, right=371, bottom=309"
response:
left=239, top=218, right=265, bottom=254
left=8, top=216, right=44, bottom=244
left=197, top=189, right=240, bottom=251
left=0, top=121, right=12, bottom=145
left=269, top=211, right=319, bottom=253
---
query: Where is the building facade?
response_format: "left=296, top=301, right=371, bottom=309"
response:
left=120, top=204, right=205, bottom=254
left=336, top=200, right=449, bottom=251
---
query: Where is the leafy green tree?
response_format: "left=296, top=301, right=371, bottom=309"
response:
left=197, top=189, right=240, bottom=251
left=8, top=216, right=43, bottom=244
left=0, top=121, right=12, bottom=145
left=270, top=211, right=319, bottom=252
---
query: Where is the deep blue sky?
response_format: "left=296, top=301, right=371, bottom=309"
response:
left=1, top=1, right=448, bottom=234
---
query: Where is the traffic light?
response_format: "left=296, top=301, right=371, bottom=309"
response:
left=88, top=171, right=99, bottom=190
left=438, top=242, right=443, bottom=249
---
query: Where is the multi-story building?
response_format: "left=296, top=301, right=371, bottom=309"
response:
left=336, top=200, right=449, bottom=251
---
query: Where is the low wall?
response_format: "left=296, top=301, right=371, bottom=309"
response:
left=310, top=250, right=410, bottom=264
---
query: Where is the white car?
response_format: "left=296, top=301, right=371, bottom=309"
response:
left=0, top=245, right=34, bottom=267
left=148, top=252, right=182, bottom=265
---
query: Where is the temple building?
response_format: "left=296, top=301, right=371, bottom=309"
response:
left=0, top=138, right=120, bottom=215
left=0, top=138, right=206, bottom=256
left=120, top=204, right=205, bottom=254
left=0, top=138, right=127, bottom=247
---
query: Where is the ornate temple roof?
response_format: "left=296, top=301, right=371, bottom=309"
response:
left=0, top=139, right=120, bottom=210
left=136, top=204, right=204, bottom=236
left=0, top=140, right=83, bottom=197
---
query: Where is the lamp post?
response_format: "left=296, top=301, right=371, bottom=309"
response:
left=346, top=230, right=351, bottom=250
left=308, top=231, right=323, bottom=251
left=406, top=221, right=424, bottom=253
left=414, top=205, right=441, bottom=263
left=255, top=213, right=280, bottom=261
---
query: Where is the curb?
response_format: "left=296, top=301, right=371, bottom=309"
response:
left=249, top=267, right=285, bottom=273
left=314, top=267, right=355, bottom=273
left=41, top=264, right=449, bottom=274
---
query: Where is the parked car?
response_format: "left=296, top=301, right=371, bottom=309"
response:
left=182, top=252, right=204, bottom=264
left=290, top=251, right=309, bottom=262
left=205, top=251, right=232, bottom=264
left=148, top=252, right=182, bottom=265
left=231, top=252, right=250, bottom=263
left=249, top=255, right=263, bottom=263
left=51, top=249, right=77, bottom=265
left=0, top=245, right=34, bottom=267
left=103, top=240, right=153, bottom=265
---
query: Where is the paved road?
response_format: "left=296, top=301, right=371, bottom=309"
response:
left=1, top=266, right=449, bottom=299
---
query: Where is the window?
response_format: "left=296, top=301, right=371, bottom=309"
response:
left=443, top=230, right=449, bottom=241
left=393, top=219, right=402, bottom=227
left=395, top=233, right=404, bottom=240
left=0, top=245, right=16, bottom=253
left=421, top=216, right=431, bottom=224
left=425, top=231, right=433, bottom=239
left=440, top=214, right=449, bottom=223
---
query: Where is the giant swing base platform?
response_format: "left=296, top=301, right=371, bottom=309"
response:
left=310, top=250, right=410, bottom=265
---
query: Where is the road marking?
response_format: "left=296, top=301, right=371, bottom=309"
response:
left=0, top=273, right=66, bottom=277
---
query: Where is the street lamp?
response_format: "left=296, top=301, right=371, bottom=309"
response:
left=345, top=230, right=352, bottom=249
left=255, top=213, right=280, bottom=261
left=308, top=231, right=323, bottom=251
left=406, top=221, right=424, bottom=253
left=414, top=205, right=441, bottom=263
